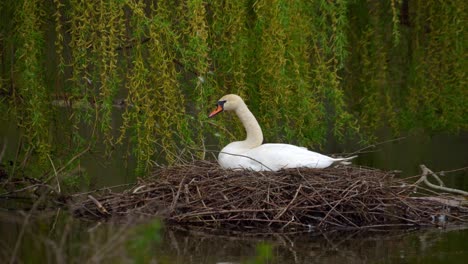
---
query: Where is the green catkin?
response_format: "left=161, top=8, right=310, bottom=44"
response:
left=184, top=0, right=213, bottom=159
left=15, top=0, right=51, bottom=163
left=53, top=0, right=65, bottom=73
left=405, top=0, right=467, bottom=132
left=149, top=1, right=191, bottom=164
left=95, top=0, right=125, bottom=151
left=390, top=0, right=402, bottom=46
left=253, top=0, right=289, bottom=141
left=120, top=0, right=153, bottom=174
left=68, top=0, right=94, bottom=130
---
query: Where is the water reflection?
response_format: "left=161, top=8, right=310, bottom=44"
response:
left=0, top=211, right=467, bottom=264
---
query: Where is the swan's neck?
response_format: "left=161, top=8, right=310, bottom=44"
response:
left=235, top=102, right=263, bottom=148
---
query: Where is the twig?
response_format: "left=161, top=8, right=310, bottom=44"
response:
left=55, top=146, right=90, bottom=175
left=348, top=136, right=406, bottom=156
left=132, top=185, right=146, bottom=194
left=219, top=151, right=274, bottom=171
left=44, top=146, right=90, bottom=188
left=47, top=154, right=61, bottom=193
left=280, top=215, right=296, bottom=231
left=275, top=184, right=302, bottom=220
left=87, top=195, right=110, bottom=215
left=9, top=136, right=23, bottom=181
left=49, top=208, right=61, bottom=236
left=71, top=183, right=133, bottom=197
left=415, top=165, right=468, bottom=196
left=171, top=175, right=187, bottom=210
left=0, top=183, right=55, bottom=197
left=0, top=137, right=6, bottom=163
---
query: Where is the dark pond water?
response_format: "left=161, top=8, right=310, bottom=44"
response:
left=1, top=211, right=468, bottom=264
left=1, top=114, right=467, bottom=263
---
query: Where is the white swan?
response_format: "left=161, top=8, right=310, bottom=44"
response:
left=208, top=94, right=356, bottom=171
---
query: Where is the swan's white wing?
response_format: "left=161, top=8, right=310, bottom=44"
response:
left=242, top=144, right=336, bottom=170
left=219, top=143, right=356, bottom=171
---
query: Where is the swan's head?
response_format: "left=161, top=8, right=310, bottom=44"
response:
left=208, top=94, right=244, bottom=118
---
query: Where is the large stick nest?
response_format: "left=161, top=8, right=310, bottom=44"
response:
left=72, top=161, right=468, bottom=233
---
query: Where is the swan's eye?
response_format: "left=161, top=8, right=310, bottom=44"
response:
left=218, top=100, right=227, bottom=107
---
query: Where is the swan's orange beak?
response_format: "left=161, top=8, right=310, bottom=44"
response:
left=209, top=104, right=223, bottom=118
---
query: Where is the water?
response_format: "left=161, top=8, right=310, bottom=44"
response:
left=1, top=211, right=467, bottom=263
left=1, top=116, right=467, bottom=263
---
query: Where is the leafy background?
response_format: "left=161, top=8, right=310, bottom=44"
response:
left=0, top=0, right=466, bottom=174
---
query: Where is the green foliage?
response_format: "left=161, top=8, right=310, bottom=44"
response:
left=0, top=0, right=466, bottom=176
left=345, top=1, right=399, bottom=140
left=14, top=0, right=51, bottom=164
left=118, top=0, right=194, bottom=175
left=404, top=0, right=467, bottom=132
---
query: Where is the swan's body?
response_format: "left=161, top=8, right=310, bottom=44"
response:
left=209, top=94, right=356, bottom=171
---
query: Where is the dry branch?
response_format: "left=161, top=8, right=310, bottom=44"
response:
left=414, top=165, right=468, bottom=196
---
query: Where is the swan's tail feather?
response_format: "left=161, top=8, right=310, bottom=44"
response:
left=333, top=155, right=358, bottom=166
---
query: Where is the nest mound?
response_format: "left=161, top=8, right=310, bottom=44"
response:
left=73, top=161, right=468, bottom=232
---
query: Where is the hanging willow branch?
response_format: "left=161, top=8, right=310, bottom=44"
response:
left=1, top=0, right=466, bottom=175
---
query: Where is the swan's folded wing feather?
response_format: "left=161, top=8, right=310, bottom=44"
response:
left=243, top=144, right=336, bottom=170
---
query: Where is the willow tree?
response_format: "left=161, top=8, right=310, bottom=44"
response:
left=0, top=0, right=466, bottom=176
